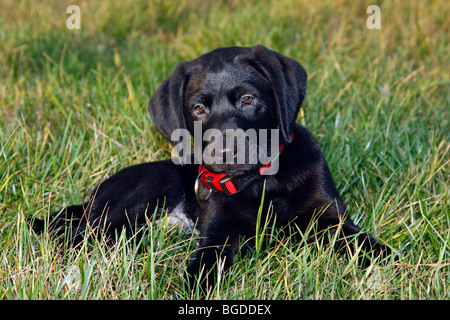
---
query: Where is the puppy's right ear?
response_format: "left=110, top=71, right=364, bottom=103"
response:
left=148, top=62, right=188, bottom=142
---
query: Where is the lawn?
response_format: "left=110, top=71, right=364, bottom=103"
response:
left=0, top=0, right=449, bottom=299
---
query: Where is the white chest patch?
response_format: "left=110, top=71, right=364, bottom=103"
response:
left=155, top=198, right=199, bottom=237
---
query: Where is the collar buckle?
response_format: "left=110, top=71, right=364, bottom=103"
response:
left=219, top=173, right=260, bottom=196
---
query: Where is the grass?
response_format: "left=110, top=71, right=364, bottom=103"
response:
left=0, top=0, right=449, bottom=299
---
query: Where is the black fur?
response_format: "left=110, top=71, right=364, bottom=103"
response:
left=30, top=45, right=393, bottom=293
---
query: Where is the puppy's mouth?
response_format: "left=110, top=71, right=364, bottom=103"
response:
left=201, top=163, right=257, bottom=177
left=200, top=144, right=264, bottom=176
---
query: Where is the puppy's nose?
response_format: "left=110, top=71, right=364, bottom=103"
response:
left=215, top=148, right=236, bottom=163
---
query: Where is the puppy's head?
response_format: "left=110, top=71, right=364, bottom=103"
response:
left=149, top=45, right=307, bottom=175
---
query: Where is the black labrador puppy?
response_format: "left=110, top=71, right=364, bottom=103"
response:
left=30, top=45, right=393, bottom=291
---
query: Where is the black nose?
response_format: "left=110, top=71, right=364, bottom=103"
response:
left=213, top=147, right=236, bottom=164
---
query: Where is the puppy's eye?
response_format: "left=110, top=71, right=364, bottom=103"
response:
left=241, top=95, right=255, bottom=106
left=193, top=104, right=206, bottom=115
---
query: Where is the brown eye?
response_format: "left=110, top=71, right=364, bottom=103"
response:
left=193, top=104, right=206, bottom=115
left=241, top=95, right=255, bottom=105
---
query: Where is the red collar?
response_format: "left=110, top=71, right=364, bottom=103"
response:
left=194, top=140, right=287, bottom=201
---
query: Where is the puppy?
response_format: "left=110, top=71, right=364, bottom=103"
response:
left=30, top=45, right=393, bottom=292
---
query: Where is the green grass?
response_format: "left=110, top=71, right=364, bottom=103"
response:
left=1, top=0, right=449, bottom=299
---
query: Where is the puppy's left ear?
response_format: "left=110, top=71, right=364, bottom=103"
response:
left=148, top=61, right=189, bottom=143
left=241, top=45, right=307, bottom=145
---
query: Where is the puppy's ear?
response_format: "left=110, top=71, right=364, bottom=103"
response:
left=242, top=45, right=307, bottom=145
left=148, top=62, right=189, bottom=143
